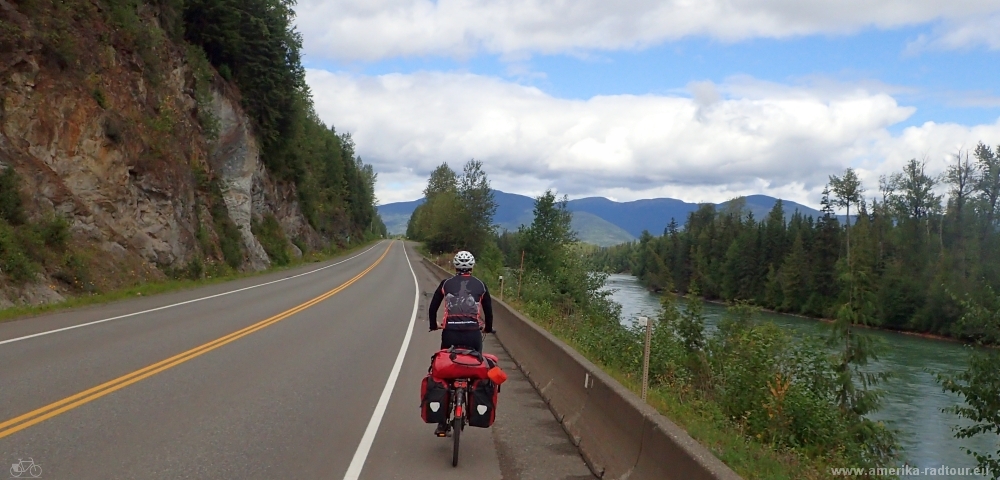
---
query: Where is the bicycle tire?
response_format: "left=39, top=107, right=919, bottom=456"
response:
left=452, top=385, right=465, bottom=467
left=452, top=414, right=462, bottom=466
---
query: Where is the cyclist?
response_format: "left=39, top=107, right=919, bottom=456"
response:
left=427, top=250, right=494, bottom=437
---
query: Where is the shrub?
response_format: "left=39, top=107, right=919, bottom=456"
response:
left=55, top=252, right=92, bottom=291
left=0, top=222, right=37, bottom=283
left=252, top=213, right=290, bottom=266
left=39, top=215, right=70, bottom=247
left=0, top=167, right=26, bottom=225
left=185, top=256, right=204, bottom=280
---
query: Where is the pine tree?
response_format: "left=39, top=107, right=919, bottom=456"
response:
left=521, top=190, right=576, bottom=277
left=780, top=233, right=811, bottom=313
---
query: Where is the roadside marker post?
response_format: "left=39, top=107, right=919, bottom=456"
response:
left=516, top=251, right=524, bottom=299
left=499, top=275, right=504, bottom=302
left=639, top=316, right=652, bottom=401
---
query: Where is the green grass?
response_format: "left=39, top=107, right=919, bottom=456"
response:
left=0, top=240, right=380, bottom=324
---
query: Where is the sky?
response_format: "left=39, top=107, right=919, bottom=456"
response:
left=293, top=0, right=1000, bottom=210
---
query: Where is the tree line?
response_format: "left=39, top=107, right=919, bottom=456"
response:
left=180, top=0, right=384, bottom=243
left=589, top=144, right=1000, bottom=344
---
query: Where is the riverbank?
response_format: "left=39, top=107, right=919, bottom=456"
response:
left=633, top=282, right=975, bottom=346
left=604, top=273, right=997, bottom=477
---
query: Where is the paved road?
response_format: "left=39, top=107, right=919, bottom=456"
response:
left=0, top=241, right=593, bottom=479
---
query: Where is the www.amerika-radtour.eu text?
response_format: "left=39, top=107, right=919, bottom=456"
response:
left=831, top=465, right=989, bottom=476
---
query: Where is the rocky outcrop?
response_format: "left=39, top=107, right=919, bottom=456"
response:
left=207, top=89, right=271, bottom=271
left=252, top=163, right=325, bottom=256
left=0, top=6, right=324, bottom=306
left=1, top=54, right=195, bottom=267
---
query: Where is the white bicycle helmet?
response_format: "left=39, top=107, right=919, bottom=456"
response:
left=453, top=250, right=476, bottom=270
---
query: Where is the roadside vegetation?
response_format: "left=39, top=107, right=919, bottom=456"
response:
left=0, top=168, right=73, bottom=285
left=409, top=164, right=908, bottom=479
left=0, top=238, right=380, bottom=324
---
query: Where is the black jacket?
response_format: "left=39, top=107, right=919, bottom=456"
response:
left=428, top=273, right=494, bottom=332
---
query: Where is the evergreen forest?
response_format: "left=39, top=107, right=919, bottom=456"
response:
left=589, top=148, right=1000, bottom=345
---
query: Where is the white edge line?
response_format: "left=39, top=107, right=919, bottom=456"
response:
left=342, top=242, right=420, bottom=480
left=0, top=242, right=385, bottom=346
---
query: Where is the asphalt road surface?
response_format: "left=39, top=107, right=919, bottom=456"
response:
left=0, top=240, right=594, bottom=480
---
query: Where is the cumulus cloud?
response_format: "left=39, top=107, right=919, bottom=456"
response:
left=294, top=0, right=1000, bottom=61
left=306, top=69, right=1000, bottom=207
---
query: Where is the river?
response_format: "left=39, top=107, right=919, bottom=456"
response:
left=602, top=273, right=999, bottom=477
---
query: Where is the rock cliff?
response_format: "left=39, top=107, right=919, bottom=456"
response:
left=0, top=0, right=327, bottom=306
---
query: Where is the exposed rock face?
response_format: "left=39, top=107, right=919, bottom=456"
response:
left=0, top=10, right=323, bottom=305
left=207, top=90, right=271, bottom=271
left=252, top=163, right=325, bottom=256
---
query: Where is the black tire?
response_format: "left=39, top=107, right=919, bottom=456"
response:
left=452, top=415, right=462, bottom=466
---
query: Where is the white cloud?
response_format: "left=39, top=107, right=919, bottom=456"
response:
left=294, top=0, right=1000, bottom=61
left=306, top=69, right=1000, bottom=208
left=906, top=13, right=1000, bottom=53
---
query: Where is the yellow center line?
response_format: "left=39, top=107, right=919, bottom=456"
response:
left=0, top=242, right=394, bottom=440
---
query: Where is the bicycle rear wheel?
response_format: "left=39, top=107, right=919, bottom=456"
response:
left=452, top=386, right=465, bottom=467
left=451, top=415, right=462, bottom=466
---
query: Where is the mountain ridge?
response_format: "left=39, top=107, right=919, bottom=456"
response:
left=379, top=190, right=831, bottom=246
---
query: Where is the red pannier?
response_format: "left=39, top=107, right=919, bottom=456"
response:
left=431, top=348, right=499, bottom=380
left=467, top=378, right=499, bottom=428
left=420, top=374, right=450, bottom=424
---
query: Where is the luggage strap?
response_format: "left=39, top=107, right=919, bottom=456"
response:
left=446, top=346, right=484, bottom=366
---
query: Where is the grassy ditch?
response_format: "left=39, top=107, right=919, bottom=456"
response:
left=0, top=239, right=380, bottom=324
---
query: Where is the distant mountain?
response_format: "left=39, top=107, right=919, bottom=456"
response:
left=377, top=190, right=830, bottom=246
left=378, top=198, right=425, bottom=236
left=567, top=196, right=697, bottom=238
left=569, top=211, right=636, bottom=246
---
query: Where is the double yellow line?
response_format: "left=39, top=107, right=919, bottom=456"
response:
left=0, top=242, right=394, bottom=440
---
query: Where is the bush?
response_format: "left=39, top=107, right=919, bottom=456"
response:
left=0, top=167, right=26, bottom=225
left=55, top=252, right=92, bottom=291
left=252, top=213, right=290, bottom=266
left=39, top=215, right=70, bottom=247
left=509, top=249, right=897, bottom=470
left=185, top=256, right=204, bottom=280
left=0, top=222, right=37, bottom=283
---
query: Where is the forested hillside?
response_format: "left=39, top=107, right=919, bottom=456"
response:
left=590, top=150, right=1000, bottom=343
left=181, top=0, right=383, bottom=239
left=0, top=0, right=384, bottom=304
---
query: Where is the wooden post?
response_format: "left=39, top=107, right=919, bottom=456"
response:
left=499, top=275, right=505, bottom=302
left=517, top=251, right=525, bottom=299
left=640, top=316, right=652, bottom=401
